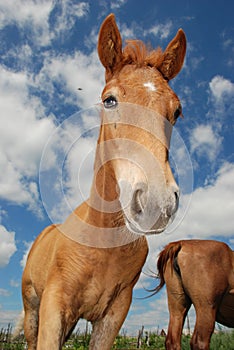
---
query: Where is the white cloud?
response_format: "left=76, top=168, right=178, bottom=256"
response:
left=2, top=44, right=33, bottom=71
left=184, top=43, right=205, bottom=73
left=62, top=134, right=97, bottom=205
left=0, top=1, right=90, bottom=48
left=10, top=279, right=20, bottom=288
left=209, top=75, right=234, bottom=104
left=206, top=75, right=234, bottom=135
left=38, top=107, right=100, bottom=223
left=146, top=21, right=173, bottom=39
left=0, top=0, right=54, bottom=46
left=189, top=124, right=222, bottom=161
left=111, top=0, right=127, bottom=10
left=118, top=19, right=173, bottom=44
left=186, top=76, right=234, bottom=167
left=36, top=50, right=104, bottom=110
left=0, top=66, right=55, bottom=212
left=0, top=309, right=20, bottom=328
left=84, top=27, right=99, bottom=49
left=54, top=1, right=89, bottom=37
left=0, top=225, right=17, bottom=268
left=177, top=162, right=234, bottom=238
left=124, top=290, right=169, bottom=333
left=0, top=40, right=105, bottom=217
left=119, top=23, right=135, bottom=40
left=0, top=2, right=103, bottom=217
left=20, top=241, right=33, bottom=269
left=125, top=288, right=196, bottom=334
left=0, top=288, right=11, bottom=297
left=144, top=161, right=234, bottom=262
left=208, top=75, right=234, bottom=116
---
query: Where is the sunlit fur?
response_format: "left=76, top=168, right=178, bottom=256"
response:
left=155, top=240, right=234, bottom=350
left=19, top=14, right=186, bottom=350
left=122, top=40, right=164, bottom=68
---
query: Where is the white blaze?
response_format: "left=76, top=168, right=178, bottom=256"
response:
left=144, top=82, right=157, bottom=92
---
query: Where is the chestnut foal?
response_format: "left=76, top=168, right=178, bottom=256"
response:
left=20, top=14, right=186, bottom=349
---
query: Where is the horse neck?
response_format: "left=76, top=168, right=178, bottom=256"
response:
left=87, top=148, right=123, bottom=228
left=61, top=140, right=145, bottom=247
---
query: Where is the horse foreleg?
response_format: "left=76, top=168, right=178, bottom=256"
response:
left=190, top=307, right=216, bottom=350
left=23, top=285, right=39, bottom=350
left=24, top=308, right=39, bottom=350
left=89, top=287, right=132, bottom=350
left=36, top=287, right=78, bottom=350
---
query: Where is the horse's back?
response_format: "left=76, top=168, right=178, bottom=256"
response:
left=159, top=239, right=233, bottom=280
left=178, top=240, right=233, bottom=278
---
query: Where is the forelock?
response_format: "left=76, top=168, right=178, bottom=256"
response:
left=122, top=40, right=164, bottom=69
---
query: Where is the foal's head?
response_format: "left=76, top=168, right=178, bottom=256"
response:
left=95, top=14, right=186, bottom=235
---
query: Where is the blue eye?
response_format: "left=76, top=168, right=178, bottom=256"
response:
left=103, top=96, right=118, bottom=109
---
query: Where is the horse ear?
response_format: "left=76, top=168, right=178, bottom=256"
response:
left=158, top=29, right=186, bottom=81
left=98, top=14, right=123, bottom=81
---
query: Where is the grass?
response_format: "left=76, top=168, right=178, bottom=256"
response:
left=1, top=325, right=233, bottom=349
left=62, top=329, right=234, bottom=349
left=210, top=330, right=234, bottom=350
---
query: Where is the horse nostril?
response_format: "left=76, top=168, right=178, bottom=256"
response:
left=132, top=189, right=145, bottom=215
left=166, top=190, right=179, bottom=217
left=174, top=190, right=179, bottom=211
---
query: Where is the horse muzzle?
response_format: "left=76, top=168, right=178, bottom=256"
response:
left=119, top=180, right=179, bottom=235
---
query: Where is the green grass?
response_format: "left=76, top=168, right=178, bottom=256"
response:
left=61, top=330, right=234, bottom=350
left=210, top=330, right=234, bottom=350
left=1, top=326, right=234, bottom=349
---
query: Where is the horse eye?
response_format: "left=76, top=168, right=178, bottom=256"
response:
left=174, top=105, right=182, bottom=120
left=103, top=96, right=118, bottom=109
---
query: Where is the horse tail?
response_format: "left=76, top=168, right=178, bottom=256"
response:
left=154, top=241, right=182, bottom=293
left=12, top=309, right=24, bottom=339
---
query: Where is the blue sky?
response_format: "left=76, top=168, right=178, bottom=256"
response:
left=0, top=0, right=234, bottom=335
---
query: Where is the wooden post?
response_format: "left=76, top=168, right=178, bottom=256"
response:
left=137, top=325, right=144, bottom=348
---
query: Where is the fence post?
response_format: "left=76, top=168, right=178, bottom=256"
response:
left=137, top=325, right=144, bottom=348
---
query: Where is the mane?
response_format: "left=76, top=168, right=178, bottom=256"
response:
left=122, top=40, right=164, bottom=68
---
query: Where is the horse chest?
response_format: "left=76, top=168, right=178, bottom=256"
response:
left=71, top=249, right=145, bottom=321
left=80, top=282, right=122, bottom=321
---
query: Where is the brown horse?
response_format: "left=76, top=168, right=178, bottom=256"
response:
left=155, top=240, right=234, bottom=350
left=19, top=14, right=186, bottom=350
